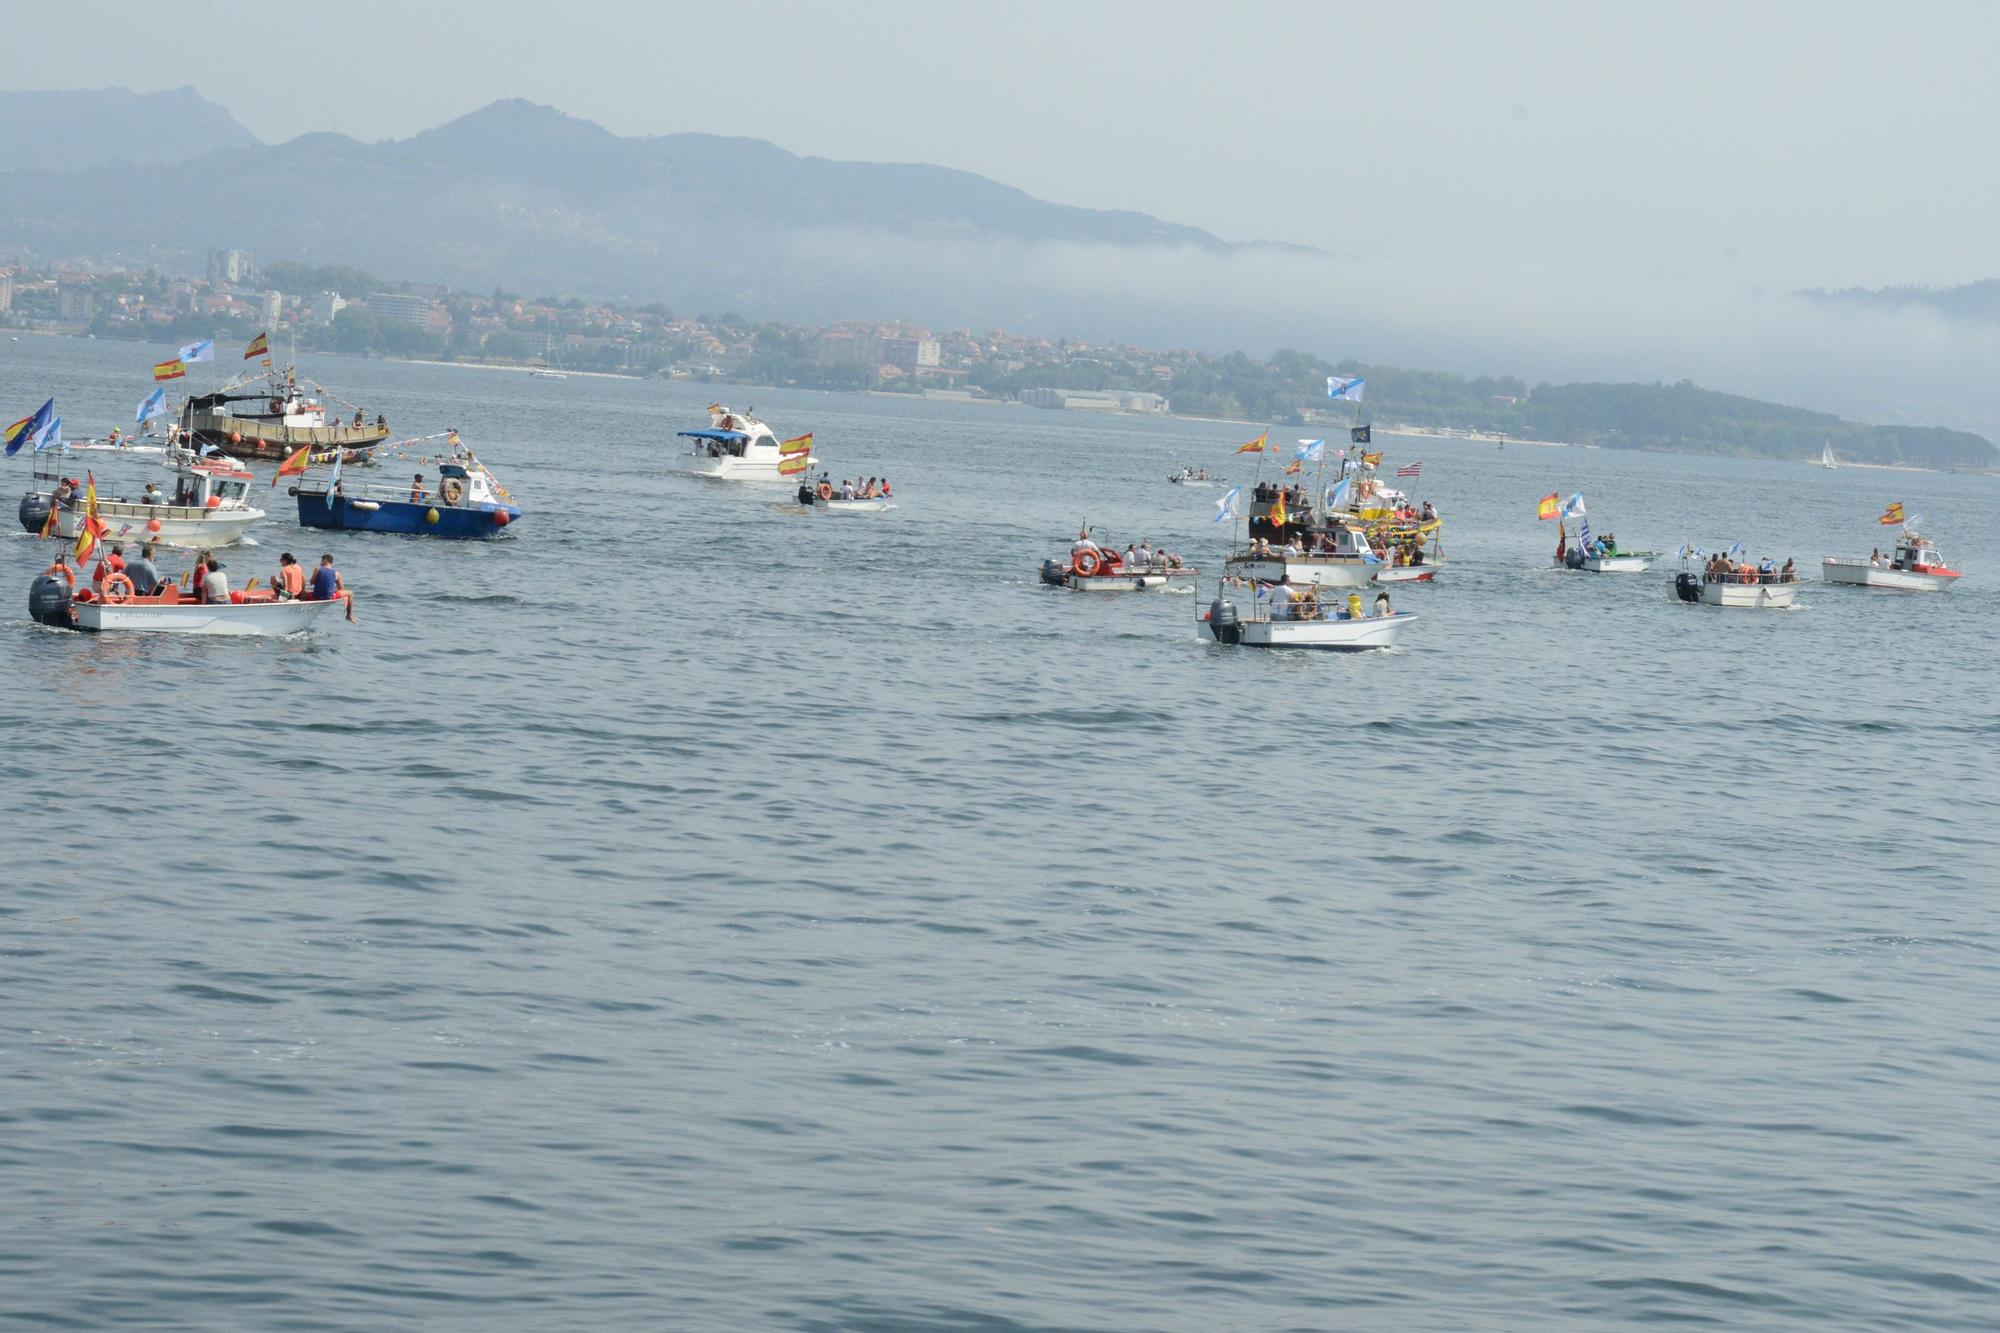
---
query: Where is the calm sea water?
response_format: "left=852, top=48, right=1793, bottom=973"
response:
left=3, top=335, right=1998, bottom=1330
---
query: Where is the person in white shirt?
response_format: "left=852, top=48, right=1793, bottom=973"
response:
left=1282, top=535, right=1305, bottom=557
left=1123, top=543, right=1138, bottom=567
left=1071, top=528, right=1098, bottom=557
left=840, top=480, right=856, bottom=500
left=1135, top=541, right=1152, bottom=567
left=1266, top=576, right=1299, bottom=620
left=200, top=557, right=229, bottom=605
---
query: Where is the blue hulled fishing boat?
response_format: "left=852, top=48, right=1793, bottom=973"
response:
left=294, top=431, right=523, bottom=539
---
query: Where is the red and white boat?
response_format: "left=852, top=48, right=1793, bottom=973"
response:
left=1040, top=545, right=1196, bottom=592
left=1822, top=532, right=1964, bottom=592
left=29, top=571, right=349, bottom=636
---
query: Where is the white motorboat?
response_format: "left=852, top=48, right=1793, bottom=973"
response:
left=675, top=406, right=813, bottom=481
left=1554, top=514, right=1653, bottom=572
left=1041, top=547, right=1196, bottom=592
left=1202, top=584, right=1415, bottom=650
left=1823, top=532, right=1963, bottom=592
left=1670, top=564, right=1801, bottom=609
left=1226, top=517, right=1382, bottom=588
left=28, top=572, right=348, bottom=636
left=24, top=446, right=264, bottom=548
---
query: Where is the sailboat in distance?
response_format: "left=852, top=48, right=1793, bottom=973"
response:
left=1820, top=440, right=1839, bottom=470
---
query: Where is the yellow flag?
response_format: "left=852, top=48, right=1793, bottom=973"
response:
left=779, top=433, right=813, bottom=455
left=1283, top=459, right=1303, bottom=475
left=1234, top=432, right=1268, bottom=454
left=74, top=473, right=103, bottom=564
left=1879, top=501, right=1904, bottom=526
left=1270, top=489, right=1288, bottom=527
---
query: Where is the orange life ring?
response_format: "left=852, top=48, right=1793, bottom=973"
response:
left=817, top=482, right=833, bottom=501
left=1074, top=549, right=1103, bottom=577
left=43, top=563, right=75, bottom=587
left=102, top=572, right=136, bottom=603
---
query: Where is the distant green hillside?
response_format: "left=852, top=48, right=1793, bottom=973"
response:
left=980, top=350, right=1994, bottom=469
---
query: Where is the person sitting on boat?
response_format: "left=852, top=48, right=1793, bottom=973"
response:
left=881, top=478, right=892, bottom=497
left=1781, top=557, right=1797, bottom=581
left=308, top=554, right=342, bottom=602
left=274, top=552, right=306, bottom=601
left=839, top=479, right=857, bottom=500
left=1282, top=534, right=1305, bottom=557
left=1869, top=548, right=1884, bottom=567
left=53, top=478, right=75, bottom=508
left=1420, top=500, right=1437, bottom=523
left=91, top=543, right=128, bottom=590
left=200, top=555, right=229, bottom=605
left=126, top=544, right=161, bottom=597
left=353, top=410, right=365, bottom=428
left=1374, top=591, right=1393, bottom=618
left=1135, top=540, right=1153, bottom=567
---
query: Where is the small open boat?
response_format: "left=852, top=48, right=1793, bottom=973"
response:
left=1041, top=544, right=1196, bottom=592
left=28, top=572, right=349, bottom=636
left=1202, top=581, right=1416, bottom=650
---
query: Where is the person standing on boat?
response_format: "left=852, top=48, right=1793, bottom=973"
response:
left=410, top=473, right=427, bottom=502
left=309, top=554, right=341, bottom=602
left=1122, top=542, right=1138, bottom=568
left=91, top=543, right=127, bottom=590
left=126, top=544, right=160, bottom=597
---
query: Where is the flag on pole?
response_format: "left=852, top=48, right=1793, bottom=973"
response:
left=1212, top=486, right=1241, bottom=523
left=1561, top=492, right=1586, bottom=518
left=777, top=453, right=810, bottom=476
left=178, top=338, right=215, bottom=364
left=1397, top=460, right=1424, bottom=478
left=272, top=443, right=312, bottom=486
left=1537, top=492, right=1561, bottom=521
left=1283, top=459, right=1303, bottom=475
left=1325, top=478, right=1352, bottom=511
left=1879, top=501, right=1905, bottom=526
left=74, top=473, right=106, bottom=565
left=38, top=416, right=62, bottom=452
left=325, top=448, right=344, bottom=497
left=1234, top=432, right=1268, bottom=454
left=1350, top=424, right=1371, bottom=444
left=136, top=387, right=167, bottom=423
left=38, top=493, right=59, bottom=538
left=1294, top=438, right=1325, bottom=461
left=5, top=398, right=54, bottom=456
left=779, top=433, right=813, bottom=455
left=1579, top=518, right=1594, bottom=550
left=1269, top=489, right=1288, bottom=527
left=153, top=358, right=187, bottom=382
left=1361, top=450, right=1383, bottom=467
left=1327, top=376, right=1366, bottom=402
left=243, top=332, right=270, bottom=360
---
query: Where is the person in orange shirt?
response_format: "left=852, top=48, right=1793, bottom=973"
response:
left=274, top=552, right=307, bottom=600
left=91, top=543, right=128, bottom=589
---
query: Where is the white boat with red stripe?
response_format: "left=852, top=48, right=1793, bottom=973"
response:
left=1823, top=531, right=1964, bottom=592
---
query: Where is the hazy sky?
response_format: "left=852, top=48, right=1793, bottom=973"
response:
left=11, top=1, right=1997, bottom=291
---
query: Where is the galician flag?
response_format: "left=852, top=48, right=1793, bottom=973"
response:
left=137, top=387, right=167, bottom=423
left=179, top=338, right=215, bottom=364
left=1327, top=376, right=1365, bottom=402
left=1294, top=438, right=1325, bottom=461
left=1212, top=486, right=1241, bottom=523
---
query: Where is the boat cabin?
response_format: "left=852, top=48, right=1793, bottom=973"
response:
left=434, top=462, right=504, bottom=508
left=1892, top=537, right=1942, bottom=571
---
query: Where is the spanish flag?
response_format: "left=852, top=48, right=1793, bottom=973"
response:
left=244, top=331, right=270, bottom=360
left=1537, top=492, right=1561, bottom=521
left=1235, top=432, right=1268, bottom=454
left=153, top=358, right=186, bottom=382
left=39, top=493, right=59, bottom=538
left=1879, top=501, right=1905, bottom=526
left=1269, top=488, right=1288, bottom=528
left=74, top=473, right=106, bottom=565
left=272, top=443, right=312, bottom=486
left=1362, top=450, right=1384, bottom=467
left=1283, top=459, right=1303, bottom=475
left=778, top=453, right=811, bottom=476
left=779, top=432, right=813, bottom=455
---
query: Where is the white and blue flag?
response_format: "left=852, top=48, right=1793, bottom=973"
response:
left=1326, top=376, right=1365, bottom=402
left=325, top=447, right=343, bottom=496
left=136, top=387, right=166, bottom=423
left=1212, top=485, right=1241, bottom=524
left=1561, top=492, right=1586, bottom=518
left=1579, top=518, right=1594, bottom=550
left=178, top=338, right=215, bottom=364
left=1726, top=542, right=1743, bottom=558
left=1324, top=478, right=1352, bottom=511
left=1294, top=438, right=1325, bottom=461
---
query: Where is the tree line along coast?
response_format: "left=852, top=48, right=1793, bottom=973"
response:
left=8, top=258, right=1992, bottom=472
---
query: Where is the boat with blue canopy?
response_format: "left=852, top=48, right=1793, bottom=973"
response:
left=676, top=405, right=815, bottom=481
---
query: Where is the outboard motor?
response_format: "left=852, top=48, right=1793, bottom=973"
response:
left=1673, top=572, right=1701, bottom=603
left=797, top=483, right=815, bottom=506
left=1207, top=597, right=1241, bottom=644
left=18, top=491, right=52, bottom=535
left=1039, top=558, right=1068, bottom=587
left=1564, top=546, right=1585, bottom=570
left=28, top=573, right=74, bottom=629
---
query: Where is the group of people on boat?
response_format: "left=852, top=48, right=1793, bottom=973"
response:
left=1069, top=528, right=1185, bottom=573
left=1260, top=576, right=1394, bottom=621
left=1168, top=466, right=1212, bottom=483
left=816, top=474, right=890, bottom=501
left=1702, top=552, right=1797, bottom=584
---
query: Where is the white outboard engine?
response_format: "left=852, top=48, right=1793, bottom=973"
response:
left=1673, top=572, right=1701, bottom=603
left=28, top=573, right=74, bottom=629
left=1039, top=559, right=1067, bottom=587
left=1207, top=597, right=1241, bottom=644
left=18, top=491, right=52, bottom=534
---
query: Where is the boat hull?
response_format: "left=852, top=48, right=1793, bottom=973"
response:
left=1067, top=570, right=1196, bottom=592
left=297, top=494, right=521, bottom=539
left=57, top=501, right=262, bottom=548
left=1227, top=555, right=1377, bottom=588
left=1373, top=567, right=1436, bottom=584
left=809, top=498, right=897, bottom=513
left=71, top=597, right=345, bottom=636
left=1822, top=559, right=1961, bottom=592
left=678, top=454, right=813, bottom=482
left=1695, top=579, right=1799, bottom=609
left=189, top=412, right=390, bottom=461
left=1216, top=612, right=1416, bottom=650
left=1559, top=554, right=1654, bottom=573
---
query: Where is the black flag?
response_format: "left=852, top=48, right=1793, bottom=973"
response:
left=1350, top=424, right=1372, bottom=444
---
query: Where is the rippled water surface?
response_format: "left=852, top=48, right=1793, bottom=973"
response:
left=4, top=337, right=1999, bottom=1329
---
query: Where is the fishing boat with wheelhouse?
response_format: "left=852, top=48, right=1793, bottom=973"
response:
left=20, top=445, right=263, bottom=547
left=181, top=365, right=391, bottom=462
left=294, top=433, right=522, bottom=539
left=1823, top=529, right=1964, bottom=592
left=1226, top=483, right=1381, bottom=588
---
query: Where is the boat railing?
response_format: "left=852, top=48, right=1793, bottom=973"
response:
left=301, top=479, right=467, bottom=506
left=1703, top=570, right=1800, bottom=585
